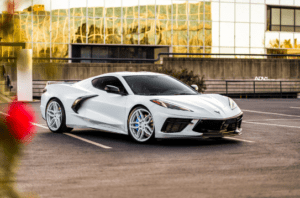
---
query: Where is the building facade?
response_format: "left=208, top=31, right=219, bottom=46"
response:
left=1, top=0, right=300, bottom=62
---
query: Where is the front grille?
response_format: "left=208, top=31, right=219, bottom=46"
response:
left=161, top=118, right=192, bottom=133
left=193, top=114, right=243, bottom=133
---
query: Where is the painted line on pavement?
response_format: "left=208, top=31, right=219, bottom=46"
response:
left=64, top=133, right=112, bottom=149
left=243, top=121, right=300, bottom=129
left=242, top=109, right=300, bottom=118
left=31, top=122, right=48, bottom=129
left=290, top=107, right=300, bottom=109
left=224, top=137, right=254, bottom=143
left=245, top=119, right=300, bottom=121
left=0, top=111, right=112, bottom=149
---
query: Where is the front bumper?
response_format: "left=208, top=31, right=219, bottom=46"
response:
left=154, top=112, right=243, bottom=139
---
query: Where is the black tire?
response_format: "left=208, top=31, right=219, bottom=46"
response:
left=127, top=106, right=155, bottom=143
left=46, top=98, right=73, bottom=133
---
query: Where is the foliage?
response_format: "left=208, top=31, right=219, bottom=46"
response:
left=154, top=67, right=206, bottom=93
left=0, top=101, right=36, bottom=198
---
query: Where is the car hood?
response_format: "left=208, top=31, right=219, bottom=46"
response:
left=153, top=94, right=241, bottom=119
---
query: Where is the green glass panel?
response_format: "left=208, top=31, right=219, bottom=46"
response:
left=88, top=8, right=94, bottom=17
left=114, top=7, right=121, bottom=18
left=139, top=19, right=155, bottom=44
left=148, top=5, right=155, bottom=19
left=105, top=18, right=121, bottom=44
left=173, top=46, right=187, bottom=57
left=123, top=7, right=133, bottom=18
left=123, top=19, right=139, bottom=44
left=140, top=6, right=147, bottom=19
left=52, top=16, right=69, bottom=43
left=70, top=17, right=87, bottom=43
left=33, top=15, right=50, bottom=43
left=52, top=44, right=69, bottom=61
left=205, top=2, right=211, bottom=21
left=106, top=8, right=113, bottom=17
left=95, top=7, right=104, bottom=17
left=157, top=20, right=171, bottom=45
left=88, top=18, right=104, bottom=44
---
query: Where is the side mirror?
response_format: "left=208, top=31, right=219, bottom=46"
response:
left=104, top=85, right=120, bottom=94
left=191, top=84, right=198, bottom=92
left=104, top=85, right=127, bottom=96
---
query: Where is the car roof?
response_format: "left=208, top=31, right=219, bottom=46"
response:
left=97, top=71, right=165, bottom=78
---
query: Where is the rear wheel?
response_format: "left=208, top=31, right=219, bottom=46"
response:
left=128, top=107, right=155, bottom=143
left=46, top=99, right=73, bottom=133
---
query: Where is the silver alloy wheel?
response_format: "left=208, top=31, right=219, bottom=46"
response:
left=46, top=101, right=63, bottom=131
left=129, top=108, right=154, bottom=142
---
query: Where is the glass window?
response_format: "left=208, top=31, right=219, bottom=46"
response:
left=211, top=2, right=219, bottom=21
left=189, top=47, right=204, bottom=57
left=271, top=8, right=280, bottom=25
left=122, top=19, right=139, bottom=44
left=205, top=22, right=212, bottom=47
left=251, top=24, right=264, bottom=48
left=189, top=21, right=203, bottom=46
left=51, top=16, right=69, bottom=43
left=105, top=0, right=122, bottom=18
left=33, top=43, right=50, bottom=59
left=173, top=46, right=187, bottom=57
left=296, top=10, right=300, bottom=26
left=123, top=75, right=197, bottom=96
left=281, top=9, right=294, bottom=26
left=205, top=2, right=211, bottom=21
left=105, top=18, right=122, bottom=44
left=88, top=18, right=104, bottom=44
left=139, top=19, right=156, bottom=45
left=70, top=0, right=87, bottom=16
left=235, top=23, right=249, bottom=47
left=189, top=1, right=203, bottom=21
left=220, top=3, right=234, bottom=22
left=92, top=76, right=127, bottom=94
left=123, top=0, right=139, bottom=19
left=87, top=1, right=104, bottom=17
left=220, top=22, right=234, bottom=47
left=157, top=0, right=172, bottom=20
left=173, top=21, right=188, bottom=46
left=52, top=44, right=69, bottom=60
left=173, top=1, right=187, bottom=20
left=33, top=16, right=50, bottom=43
left=235, top=4, right=249, bottom=23
left=219, top=47, right=234, bottom=58
left=140, top=0, right=156, bottom=19
left=70, top=17, right=87, bottom=43
left=157, top=20, right=171, bottom=45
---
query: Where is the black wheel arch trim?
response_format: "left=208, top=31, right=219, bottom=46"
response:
left=71, top=94, right=98, bottom=113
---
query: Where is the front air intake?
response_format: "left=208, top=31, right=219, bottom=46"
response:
left=161, top=118, right=192, bottom=133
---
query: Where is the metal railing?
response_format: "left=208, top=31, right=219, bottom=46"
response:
left=2, top=53, right=300, bottom=63
left=205, top=80, right=300, bottom=98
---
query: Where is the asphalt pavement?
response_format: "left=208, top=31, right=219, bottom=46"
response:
left=0, top=99, right=300, bottom=198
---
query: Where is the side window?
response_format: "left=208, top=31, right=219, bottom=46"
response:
left=92, top=76, right=127, bottom=94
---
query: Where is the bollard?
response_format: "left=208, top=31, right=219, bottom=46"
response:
left=17, top=49, right=32, bottom=101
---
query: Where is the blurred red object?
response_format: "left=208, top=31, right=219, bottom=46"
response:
left=4, top=100, right=36, bottom=144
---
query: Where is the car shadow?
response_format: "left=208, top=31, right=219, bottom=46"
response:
left=66, top=129, right=242, bottom=149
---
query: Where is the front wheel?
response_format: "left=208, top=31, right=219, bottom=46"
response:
left=128, top=107, right=155, bottom=143
left=46, top=99, right=73, bottom=133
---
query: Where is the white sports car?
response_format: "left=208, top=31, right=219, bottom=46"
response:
left=41, top=72, right=243, bottom=143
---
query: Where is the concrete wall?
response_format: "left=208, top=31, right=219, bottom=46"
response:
left=163, top=58, right=300, bottom=80
left=32, top=63, right=161, bottom=80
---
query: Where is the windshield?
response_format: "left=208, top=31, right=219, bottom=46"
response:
left=123, top=75, right=198, bottom=95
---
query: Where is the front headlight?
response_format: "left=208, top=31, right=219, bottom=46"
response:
left=228, top=98, right=237, bottom=110
left=150, top=99, right=193, bottom=112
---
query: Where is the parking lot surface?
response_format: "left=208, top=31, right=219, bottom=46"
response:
left=1, top=99, right=299, bottom=198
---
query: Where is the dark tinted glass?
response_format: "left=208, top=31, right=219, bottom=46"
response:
left=281, top=26, right=294, bottom=32
left=92, top=76, right=127, bottom=93
left=123, top=75, right=198, bottom=95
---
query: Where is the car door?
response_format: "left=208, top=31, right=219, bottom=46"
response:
left=82, top=76, right=128, bottom=134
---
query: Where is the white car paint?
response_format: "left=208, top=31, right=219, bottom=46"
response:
left=40, top=72, right=243, bottom=140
